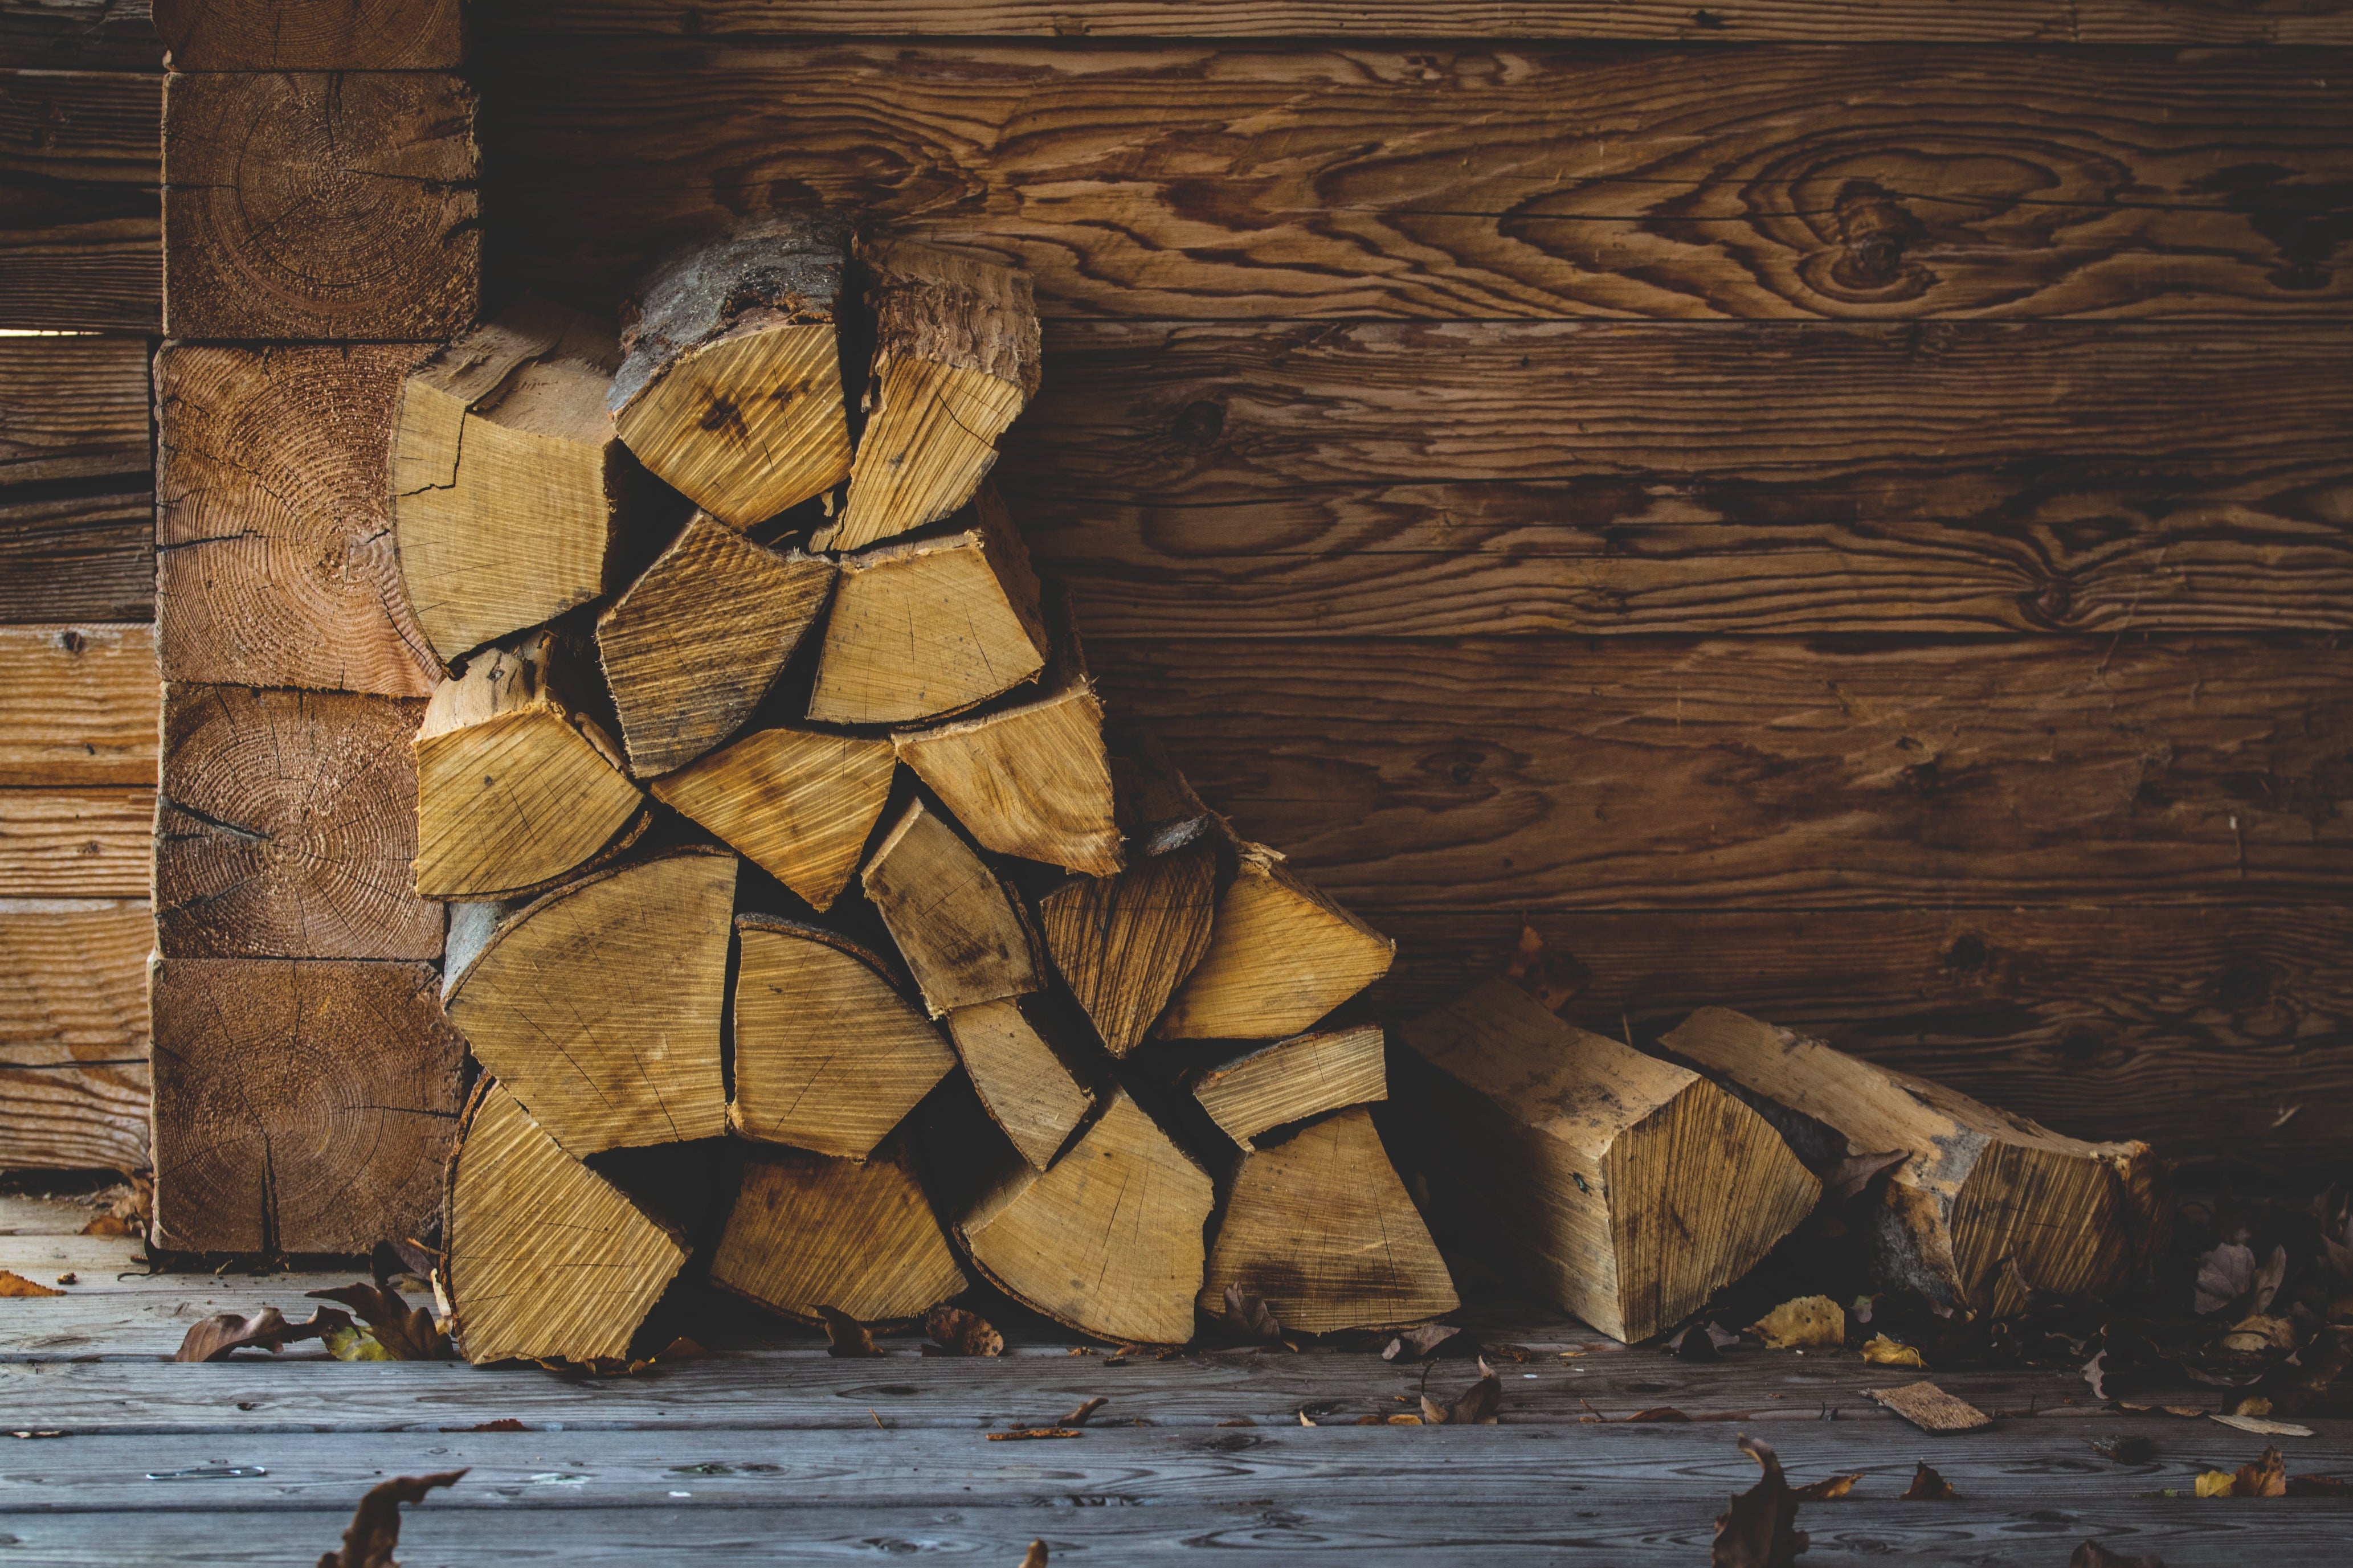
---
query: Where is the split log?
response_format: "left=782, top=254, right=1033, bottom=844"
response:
left=610, top=212, right=855, bottom=528
left=1658, top=1007, right=2165, bottom=1317
left=1036, top=840, right=1218, bottom=1057
left=957, top=1088, right=1214, bottom=1345
left=861, top=797, right=1045, bottom=1016
left=1157, top=840, right=1394, bottom=1041
left=149, top=958, right=463, bottom=1254
left=156, top=684, right=444, bottom=960
left=649, top=728, right=897, bottom=912
left=1110, top=726, right=1216, bottom=858
left=710, top=1140, right=971, bottom=1327
left=945, top=998, right=1096, bottom=1170
left=443, top=848, right=735, bottom=1156
left=594, top=514, right=835, bottom=777
left=442, top=1081, right=689, bottom=1366
left=807, top=486, right=1051, bottom=726
left=816, top=238, right=1041, bottom=553
left=1395, top=978, right=1821, bottom=1344
left=1199, top=1106, right=1457, bottom=1334
left=1191, top=1023, right=1387, bottom=1151
left=730, top=915, right=958, bottom=1159
left=411, top=631, right=646, bottom=900
left=391, top=297, right=660, bottom=665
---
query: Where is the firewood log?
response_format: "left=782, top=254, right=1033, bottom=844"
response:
left=391, top=297, right=660, bottom=665
left=648, top=728, right=896, bottom=912
left=730, top=915, right=958, bottom=1159
left=411, top=631, right=646, bottom=899
left=1659, top=1007, right=2165, bottom=1317
left=1191, top=1024, right=1387, bottom=1152
left=1157, top=839, right=1394, bottom=1041
left=957, top=1088, right=1214, bottom=1345
left=1396, top=979, right=1821, bottom=1344
left=1110, top=725, right=1215, bottom=858
left=442, top=1080, right=689, bottom=1366
left=807, top=486, right=1051, bottom=726
left=861, top=797, right=1045, bottom=1017
left=443, top=847, right=735, bottom=1156
left=1036, top=840, right=1218, bottom=1056
left=711, top=1139, right=971, bottom=1327
left=594, top=513, right=835, bottom=777
left=609, top=212, right=855, bottom=528
left=945, top=998, right=1097, bottom=1171
left=1199, top=1107, right=1457, bottom=1333
left=815, top=238, right=1040, bottom=553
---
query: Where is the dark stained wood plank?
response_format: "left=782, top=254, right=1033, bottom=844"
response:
left=0, top=624, right=158, bottom=789
left=152, top=0, right=461, bottom=70
left=0, top=69, right=158, bottom=331
left=0, top=337, right=149, bottom=486
left=0, top=1, right=162, bottom=72
left=0, top=896, right=149, bottom=1173
left=1082, top=635, right=2353, bottom=911
left=0, top=787, right=150, bottom=895
left=0, top=335, right=153, bottom=623
left=476, top=0, right=2353, bottom=44
left=1363, top=907, right=2353, bottom=1158
left=0, top=484, right=154, bottom=623
left=482, top=40, right=2353, bottom=321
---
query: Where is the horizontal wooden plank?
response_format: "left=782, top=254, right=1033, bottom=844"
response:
left=0, top=69, right=159, bottom=331
left=0, top=897, right=150, bottom=1172
left=0, top=624, right=156, bottom=788
left=0, top=334, right=154, bottom=622
left=483, top=40, right=2353, bottom=321
left=0, top=484, right=154, bottom=624
left=1361, top=906, right=2353, bottom=1157
left=0, top=337, right=150, bottom=486
left=1085, top=635, right=2353, bottom=911
left=0, top=2, right=163, bottom=72
left=475, top=0, right=2353, bottom=44
left=0, top=787, right=150, bottom=895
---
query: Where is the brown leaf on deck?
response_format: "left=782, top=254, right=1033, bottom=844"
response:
left=2194, top=1241, right=2285, bottom=1317
left=1381, top=1323, right=1461, bottom=1361
left=1788, top=1473, right=1858, bottom=1501
left=450, top=1418, right=525, bottom=1432
left=1819, top=1150, right=1909, bottom=1204
left=1750, top=1296, right=1844, bottom=1349
left=317, top=1468, right=465, bottom=1568
left=174, top=1305, right=353, bottom=1363
left=1063, top=1397, right=1108, bottom=1427
left=818, top=1306, right=880, bottom=1357
left=988, top=1428, right=1082, bottom=1441
left=2070, top=1542, right=2166, bottom=1568
left=0, top=1271, right=64, bottom=1298
left=1219, top=1284, right=1284, bottom=1344
left=369, top=1239, right=438, bottom=1292
left=925, top=1305, right=1004, bottom=1357
left=1420, top=1357, right=1502, bottom=1424
left=1711, top=1435, right=1808, bottom=1568
left=1900, top=1460, right=1958, bottom=1500
left=1861, top=1334, right=1926, bottom=1368
left=1019, top=1542, right=1047, bottom=1568
left=1869, top=1381, right=1991, bottom=1433
left=307, top=1284, right=448, bottom=1361
left=1669, top=1321, right=1740, bottom=1362
left=1627, top=1407, right=1692, bottom=1422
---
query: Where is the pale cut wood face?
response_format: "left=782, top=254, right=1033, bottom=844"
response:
left=895, top=683, right=1121, bottom=877
left=651, top=727, right=896, bottom=912
left=946, top=998, right=1096, bottom=1171
left=614, top=325, right=852, bottom=527
left=1037, top=841, right=1218, bottom=1057
left=1192, top=1024, right=1388, bottom=1151
left=861, top=799, right=1045, bottom=1017
left=808, top=527, right=1051, bottom=726
left=711, top=1144, right=971, bottom=1327
left=1158, top=852, right=1396, bottom=1041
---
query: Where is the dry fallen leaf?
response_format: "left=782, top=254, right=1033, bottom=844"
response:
left=1860, top=1334, right=1926, bottom=1369
left=1063, top=1397, right=1108, bottom=1428
left=1669, top=1321, right=1741, bottom=1362
left=2212, top=1413, right=2314, bottom=1438
left=0, top=1271, right=64, bottom=1299
left=1710, top=1435, right=1807, bottom=1568
left=2220, top=1313, right=2298, bottom=1353
left=1899, top=1460, right=1958, bottom=1500
left=2069, top=1542, right=2166, bottom=1568
left=2198, top=1446, right=2289, bottom=1497
left=2090, top=1435, right=2156, bottom=1465
left=1788, top=1473, right=1858, bottom=1502
left=1381, top=1323, right=1461, bottom=1362
left=1504, top=924, right=1583, bottom=1013
left=1019, top=1542, right=1047, bottom=1568
left=1750, top=1296, right=1843, bottom=1350
left=1219, top=1284, right=1284, bottom=1344
left=924, top=1305, right=1004, bottom=1358
left=1419, top=1357, right=1502, bottom=1425
left=988, top=1428, right=1082, bottom=1442
left=317, top=1468, right=465, bottom=1568
left=174, top=1305, right=353, bottom=1364
left=307, top=1283, right=448, bottom=1361
left=2195, top=1241, right=2286, bottom=1317
left=1627, top=1407, right=1693, bottom=1422
left=817, top=1306, right=880, bottom=1358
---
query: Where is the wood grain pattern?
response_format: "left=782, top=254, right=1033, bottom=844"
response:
left=482, top=40, right=2353, bottom=321
left=0, top=1, right=164, bottom=72
left=0, top=624, right=157, bottom=789
left=0, top=487, right=153, bottom=624
left=0, top=897, right=149, bottom=1172
left=0, top=337, right=152, bottom=623
left=153, top=0, right=462, bottom=69
left=0, top=786, right=149, bottom=895
left=476, top=0, right=2353, bottom=44
left=0, top=337, right=149, bottom=486
left=1086, top=635, right=2353, bottom=911
left=0, top=68, right=159, bottom=330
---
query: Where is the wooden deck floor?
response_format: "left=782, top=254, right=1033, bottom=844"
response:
left=2, top=1192, right=2346, bottom=1566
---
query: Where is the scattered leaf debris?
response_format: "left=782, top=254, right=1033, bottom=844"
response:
left=317, top=1468, right=465, bottom=1568
left=1381, top=1323, right=1461, bottom=1362
left=988, top=1428, right=1082, bottom=1442
left=1418, top=1357, right=1502, bottom=1425
left=1063, top=1397, right=1108, bottom=1427
left=817, top=1306, right=880, bottom=1358
left=1788, top=1473, right=1858, bottom=1501
left=2211, top=1413, right=2314, bottom=1438
left=0, top=1271, right=65, bottom=1299
left=1710, top=1435, right=1807, bottom=1568
left=1860, top=1334, right=1926, bottom=1368
left=1750, top=1296, right=1843, bottom=1349
left=1218, top=1284, right=1285, bottom=1345
left=925, top=1305, right=1004, bottom=1357
left=174, top=1305, right=353, bottom=1364
left=1899, top=1460, right=1958, bottom=1500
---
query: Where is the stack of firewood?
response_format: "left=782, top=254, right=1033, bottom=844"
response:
left=394, top=217, right=1458, bottom=1363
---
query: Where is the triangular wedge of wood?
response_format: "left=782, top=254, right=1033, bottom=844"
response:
left=1158, top=838, right=1395, bottom=1040
left=861, top=797, right=1045, bottom=1017
left=945, top=998, right=1096, bottom=1170
left=712, top=1139, right=971, bottom=1327
left=1037, top=841, right=1219, bottom=1056
left=648, top=726, right=895, bottom=912
left=1191, top=1023, right=1387, bottom=1152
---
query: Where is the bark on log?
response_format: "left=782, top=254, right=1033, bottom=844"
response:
left=648, top=727, right=896, bottom=914
left=1191, top=1024, right=1387, bottom=1152
left=1036, top=840, right=1218, bottom=1057
left=1156, top=838, right=1392, bottom=1041
left=861, top=797, right=1045, bottom=1017
left=710, top=1139, right=971, bottom=1327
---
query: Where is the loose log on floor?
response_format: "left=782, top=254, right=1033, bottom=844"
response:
left=156, top=684, right=444, bottom=960
left=1191, top=1024, right=1386, bottom=1151
left=1658, top=1006, right=2165, bottom=1317
left=1199, top=1106, right=1456, bottom=1334
left=443, top=848, right=733, bottom=1157
left=816, top=238, right=1040, bottom=553
left=392, top=297, right=656, bottom=665
left=945, top=998, right=1096, bottom=1170
left=1036, top=840, right=1218, bottom=1056
left=149, top=958, right=464, bottom=1254
left=710, top=1139, right=971, bottom=1327
left=807, top=486, right=1051, bottom=726
left=1396, top=979, right=1821, bottom=1344
left=442, top=1081, right=689, bottom=1366
left=957, top=1088, right=1215, bottom=1345
left=411, top=631, right=646, bottom=899
left=894, top=664, right=1119, bottom=876
left=594, top=514, right=835, bottom=777
left=730, top=915, right=958, bottom=1159
left=648, top=728, right=896, bottom=912
left=609, top=212, right=854, bottom=527
left=861, top=798, right=1045, bottom=1016
left=1157, top=840, right=1392, bottom=1041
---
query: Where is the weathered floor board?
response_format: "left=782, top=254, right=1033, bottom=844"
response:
left=0, top=69, right=160, bottom=332
left=0, top=788, right=153, bottom=898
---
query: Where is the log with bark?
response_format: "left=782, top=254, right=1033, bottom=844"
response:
left=711, top=1139, right=971, bottom=1327
left=1396, top=979, right=1822, bottom=1344
left=1658, top=1007, right=2166, bottom=1318
left=648, top=727, right=896, bottom=912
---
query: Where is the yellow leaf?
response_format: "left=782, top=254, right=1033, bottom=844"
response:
left=325, top=1325, right=393, bottom=1362
left=1751, top=1295, right=1845, bottom=1349
left=1861, top=1334, right=1926, bottom=1368
left=0, top=1271, right=65, bottom=1299
left=2196, top=1470, right=2236, bottom=1498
